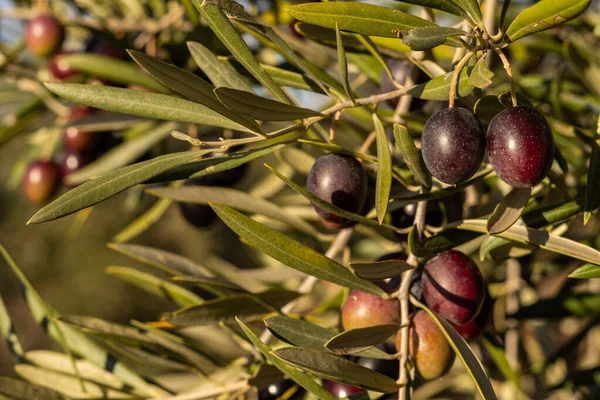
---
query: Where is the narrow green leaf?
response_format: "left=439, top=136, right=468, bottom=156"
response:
left=392, top=0, right=466, bottom=18
left=393, top=124, right=431, bottom=187
left=173, top=276, right=245, bottom=292
left=194, top=1, right=289, bottom=103
left=166, top=290, right=299, bottom=326
left=106, top=266, right=204, bottom=306
left=584, top=118, right=600, bottom=224
left=400, top=26, right=467, bottom=51
left=108, top=243, right=212, bottom=277
left=265, top=164, right=402, bottom=233
left=0, top=376, right=66, bottom=400
left=487, top=188, right=531, bottom=234
left=408, top=67, right=475, bottom=100
left=237, top=318, right=337, bottom=400
left=324, top=325, right=401, bottom=355
left=45, top=83, right=255, bottom=133
left=210, top=204, right=385, bottom=296
left=61, top=112, right=145, bottom=133
left=470, top=56, right=494, bottom=89
left=59, top=53, right=169, bottom=93
left=65, top=121, right=178, bottom=185
left=146, top=185, right=321, bottom=237
left=214, top=87, right=322, bottom=121
left=264, top=315, right=394, bottom=360
left=186, top=41, right=253, bottom=92
left=336, top=23, right=353, bottom=101
left=274, top=347, right=402, bottom=393
left=128, top=50, right=261, bottom=133
left=568, top=264, right=600, bottom=279
left=28, top=150, right=211, bottom=224
left=413, top=299, right=497, bottom=400
left=287, top=2, right=462, bottom=47
left=452, top=219, right=600, bottom=265
left=261, top=64, right=327, bottom=94
left=349, top=259, right=414, bottom=280
left=450, top=0, right=483, bottom=27
left=374, top=114, right=392, bottom=224
left=506, top=0, right=591, bottom=42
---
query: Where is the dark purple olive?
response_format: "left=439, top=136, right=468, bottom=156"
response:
left=422, top=250, right=485, bottom=325
left=487, top=105, right=554, bottom=188
left=421, top=107, right=485, bottom=185
left=22, top=160, right=60, bottom=204
left=453, top=292, right=493, bottom=341
left=306, top=153, right=367, bottom=229
left=26, top=14, right=65, bottom=57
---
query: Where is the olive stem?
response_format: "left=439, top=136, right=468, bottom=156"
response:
left=397, top=198, right=427, bottom=399
left=492, top=45, right=518, bottom=107
left=448, top=46, right=481, bottom=108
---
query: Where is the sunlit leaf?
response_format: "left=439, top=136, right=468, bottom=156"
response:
left=210, top=204, right=385, bottom=295
left=374, top=114, right=392, bottom=224
left=487, top=188, right=531, bottom=234
left=324, top=324, right=401, bottom=355
left=393, top=124, right=431, bottom=187
left=506, top=0, right=592, bottom=42
left=568, top=263, right=600, bottom=279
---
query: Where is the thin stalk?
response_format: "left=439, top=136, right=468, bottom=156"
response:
left=448, top=46, right=481, bottom=108
left=492, top=45, right=518, bottom=107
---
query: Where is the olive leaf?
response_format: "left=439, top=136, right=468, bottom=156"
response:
left=374, top=113, right=392, bottom=224
left=274, top=347, right=402, bottom=393
left=324, top=324, right=401, bottom=355
left=568, top=264, right=600, bottom=279
left=487, top=187, right=532, bottom=234
left=210, top=204, right=386, bottom=295
left=392, top=0, right=466, bottom=18
left=470, top=55, right=494, bottom=89
left=409, top=67, right=475, bottom=100
left=393, top=124, right=431, bottom=187
left=213, top=87, right=323, bottom=121
left=349, top=259, right=414, bottom=280
left=335, top=22, right=353, bottom=101
left=400, top=26, right=468, bottom=51
left=506, top=0, right=592, bottom=42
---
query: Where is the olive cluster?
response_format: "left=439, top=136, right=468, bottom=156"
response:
left=21, top=15, right=126, bottom=204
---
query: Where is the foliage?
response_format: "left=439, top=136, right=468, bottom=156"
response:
left=0, top=0, right=599, bottom=399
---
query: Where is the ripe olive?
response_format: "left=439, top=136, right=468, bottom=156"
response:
left=421, top=107, right=486, bottom=185
left=422, top=250, right=485, bottom=326
left=323, top=380, right=364, bottom=398
left=306, top=153, right=367, bottom=229
left=63, top=107, right=97, bottom=152
left=486, top=105, right=554, bottom=188
left=48, top=51, right=78, bottom=80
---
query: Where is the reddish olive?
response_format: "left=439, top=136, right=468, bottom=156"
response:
left=26, top=14, right=65, bottom=57
left=486, top=105, right=554, bottom=188
left=422, top=250, right=485, bottom=326
left=22, top=160, right=60, bottom=204
left=341, top=282, right=400, bottom=331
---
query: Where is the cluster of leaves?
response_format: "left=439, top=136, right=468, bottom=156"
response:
left=1, top=0, right=600, bottom=399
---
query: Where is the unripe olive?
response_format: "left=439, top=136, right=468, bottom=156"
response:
left=396, top=310, right=455, bottom=380
left=341, top=282, right=400, bottom=331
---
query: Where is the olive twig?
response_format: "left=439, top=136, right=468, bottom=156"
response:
left=492, top=45, right=518, bottom=107
left=448, top=46, right=482, bottom=108
left=397, top=198, right=427, bottom=399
